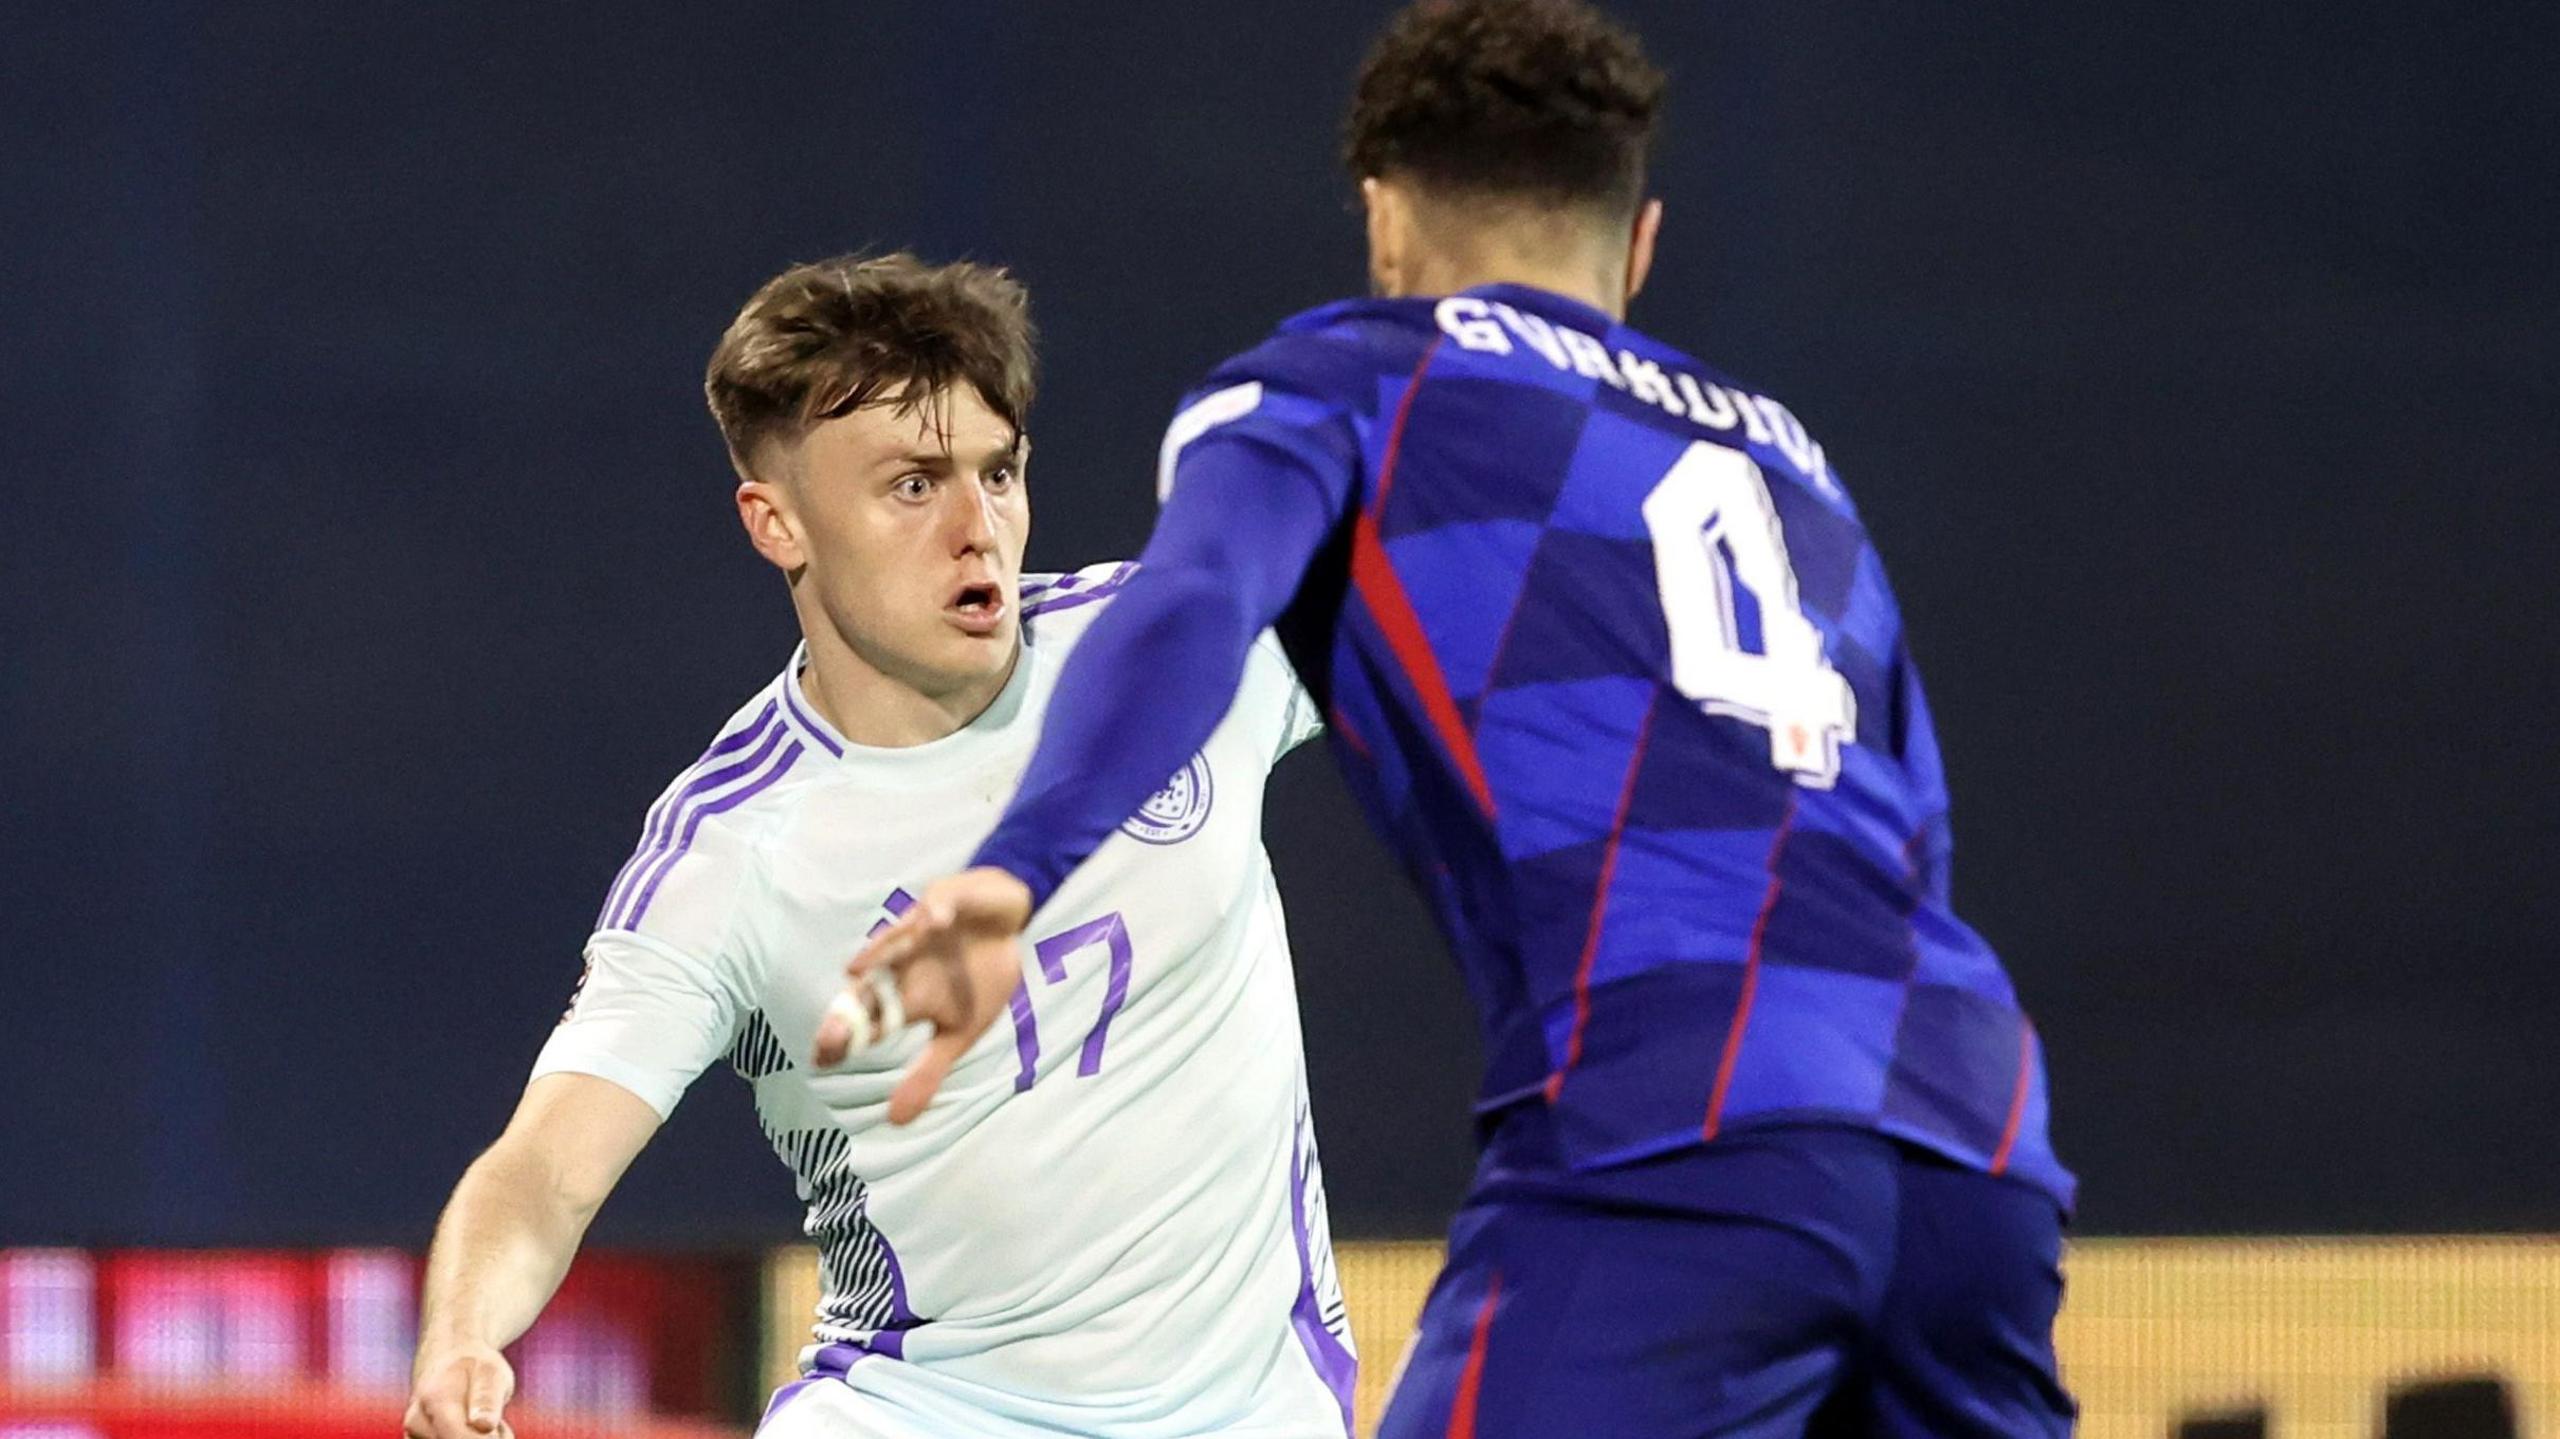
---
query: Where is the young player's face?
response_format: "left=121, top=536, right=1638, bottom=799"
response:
left=774, top=385, right=1029, bottom=702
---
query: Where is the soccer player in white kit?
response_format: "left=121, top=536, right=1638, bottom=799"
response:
left=403, top=254, right=1354, bottom=1439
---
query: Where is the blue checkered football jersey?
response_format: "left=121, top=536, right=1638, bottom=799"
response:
left=1182, top=283, right=2070, bottom=1207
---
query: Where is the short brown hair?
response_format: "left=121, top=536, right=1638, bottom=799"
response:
left=1342, top=0, right=1665, bottom=217
left=704, top=252, right=1036, bottom=481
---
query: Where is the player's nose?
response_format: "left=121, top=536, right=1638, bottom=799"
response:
left=947, top=477, right=1000, bottom=555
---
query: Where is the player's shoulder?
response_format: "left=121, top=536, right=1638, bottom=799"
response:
left=592, top=664, right=823, bottom=950
left=1608, top=320, right=1856, bottom=509
left=1019, top=561, right=1313, bottom=755
left=1019, top=561, right=1140, bottom=648
left=1189, top=295, right=1441, bottom=418
left=1018, top=558, right=1281, bottom=654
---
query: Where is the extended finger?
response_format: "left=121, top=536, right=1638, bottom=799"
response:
left=887, top=1028, right=971, bottom=1125
left=849, top=906, right=947, bottom=977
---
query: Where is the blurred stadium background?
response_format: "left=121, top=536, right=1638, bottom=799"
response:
left=4, top=2, right=2553, bottom=1436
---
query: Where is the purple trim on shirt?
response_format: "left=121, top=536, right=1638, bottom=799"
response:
left=1287, top=1128, right=1358, bottom=1432
left=886, top=1242, right=916, bottom=1319
left=807, top=1339, right=867, bottom=1378
left=781, top=674, right=845, bottom=758
left=597, top=701, right=779, bottom=926
left=874, top=1229, right=920, bottom=1358
left=1024, top=569, right=1095, bottom=601
left=619, top=736, right=805, bottom=928
left=771, top=1225, right=925, bottom=1396
left=606, top=717, right=791, bottom=928
left=1022, top=563, right=1136, bottom=618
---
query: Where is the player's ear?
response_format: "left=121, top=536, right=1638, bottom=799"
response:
left=735, top=477, right=808, bottom=575
left=1361, top=176, right=1404, bottom=298
left=1624, top=197, right=1663, bottom=307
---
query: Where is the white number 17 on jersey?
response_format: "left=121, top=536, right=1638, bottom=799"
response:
left=1642, top=441, right=1857, bottom=788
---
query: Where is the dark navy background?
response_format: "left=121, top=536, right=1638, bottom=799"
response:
left=4, top=3, right=2553, bottom=1244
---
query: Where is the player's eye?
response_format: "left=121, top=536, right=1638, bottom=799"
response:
left=984, top=465, right=1016, bottom=492
left=891, top=474, right=933, bottom=501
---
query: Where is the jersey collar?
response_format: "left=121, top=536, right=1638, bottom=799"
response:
left=1457, top=282, right=1619, bottom=336
left=1280, top=283, right=1620, bottom=339
left=780, top=640, right=1041, bottom=780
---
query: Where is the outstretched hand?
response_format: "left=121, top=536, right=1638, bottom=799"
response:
left=815, top=867, right=1035, bottom=1123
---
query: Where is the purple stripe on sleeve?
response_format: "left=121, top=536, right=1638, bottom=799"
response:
left=1287, top=1128, right=1358, bottom=1433
left=781, top=677, right=845, bottom=758
left=618, top=735, right=805, bottom=929
left=597, top=701, right=779, bottom=926
left=704, top=701, right=784, bottom=762
left=604, top=716, right=790, bottom=929
left=1022, top=563, right=1137, bottom=618
left=715, top=703, right=783, bottom=757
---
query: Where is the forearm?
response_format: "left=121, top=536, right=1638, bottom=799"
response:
left=415, top=1140, right=603, bottom=1362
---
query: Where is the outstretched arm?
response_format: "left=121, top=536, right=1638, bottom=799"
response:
left=818, top=426, right=1349, bottom=1116
left=405, top=1073, right=659, bottom=1439
left=977, top=441, right=1340, bottom=906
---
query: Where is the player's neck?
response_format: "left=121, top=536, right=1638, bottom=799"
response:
left=1396, top=247, right=1627, bottom=320
left=795, top=628, right=1019, bottom=749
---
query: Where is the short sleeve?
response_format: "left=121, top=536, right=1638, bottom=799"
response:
left=530, top=928, right=743, bottom=1120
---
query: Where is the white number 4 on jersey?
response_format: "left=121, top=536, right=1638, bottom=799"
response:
left=1643, top=441, right=1857, bottom=788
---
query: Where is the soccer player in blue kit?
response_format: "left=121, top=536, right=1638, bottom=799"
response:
left=832, top=2, right=2077, bottom=1433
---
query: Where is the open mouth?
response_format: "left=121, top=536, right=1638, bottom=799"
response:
left=947, top=581, right=1007, bottom=633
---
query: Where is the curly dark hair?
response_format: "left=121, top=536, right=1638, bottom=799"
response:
left=1343, top=0, right=1665, bottom=216
left=704, top=253, right=1036, bottom=482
